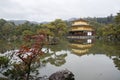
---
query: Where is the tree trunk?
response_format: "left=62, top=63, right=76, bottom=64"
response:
left=26, top=64, right=31, bottom=80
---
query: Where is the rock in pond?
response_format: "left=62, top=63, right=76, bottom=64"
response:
left=49, top=70, right=74, bottom=80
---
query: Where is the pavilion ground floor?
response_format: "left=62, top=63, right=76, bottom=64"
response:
left=67, top=30, right=95, bottom=39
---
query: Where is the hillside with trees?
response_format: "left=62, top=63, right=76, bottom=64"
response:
left=0, top=19, right=68, bottom=44
left=89, top=12, right=120, bottom=41
left=0, top=11, right=120, bottom=42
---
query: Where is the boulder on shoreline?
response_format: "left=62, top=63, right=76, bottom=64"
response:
left=49, top=70, right=74, bottom=80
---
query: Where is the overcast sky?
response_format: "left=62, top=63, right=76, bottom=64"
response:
left=0, top=0, right=120, bottom=22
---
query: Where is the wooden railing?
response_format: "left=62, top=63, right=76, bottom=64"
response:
left=67, top=36, right=95, bottom=39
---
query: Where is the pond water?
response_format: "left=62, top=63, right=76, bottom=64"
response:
left=0, top=39, right=120, bottom=80
left=38, top=39, right=120, bottom=80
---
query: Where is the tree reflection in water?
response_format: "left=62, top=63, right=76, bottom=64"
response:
left=0, top=39, right=69, bottom=80
left=42, top=52, right=67, bottom=67
left=69, top=38, right=120, bottom=71
left=89, top=40, right=120, bottom=71
left=113, top=57, right=120, bottom=70
left=0, top=40, right=21, bottom=53
left=1, top=38, right=120, bottom=79
left=41, top=40, right=68, bottom=67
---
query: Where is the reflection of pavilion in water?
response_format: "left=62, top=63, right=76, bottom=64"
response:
left=69, top=39, right=94, bottom=56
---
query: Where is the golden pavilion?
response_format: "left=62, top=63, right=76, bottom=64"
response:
left=68, top=19, right=95, bottom=39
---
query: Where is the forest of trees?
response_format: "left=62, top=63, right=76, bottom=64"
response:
left=0, top=19, right=68, bottom=43
left=0, top=11, right=120, bottom=80
left=0, top=11, right=120, bottom=42
left=84, top=12, right=120, bottom=41
left=0, top=19, right=68, bottom=80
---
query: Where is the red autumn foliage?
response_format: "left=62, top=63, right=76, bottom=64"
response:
left=16, top=33, right=46, bottom=80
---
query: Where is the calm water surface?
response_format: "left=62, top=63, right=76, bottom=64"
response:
left=39, top=39, right=120, bottom=80
left=0, top=39, right=120, bottom=80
